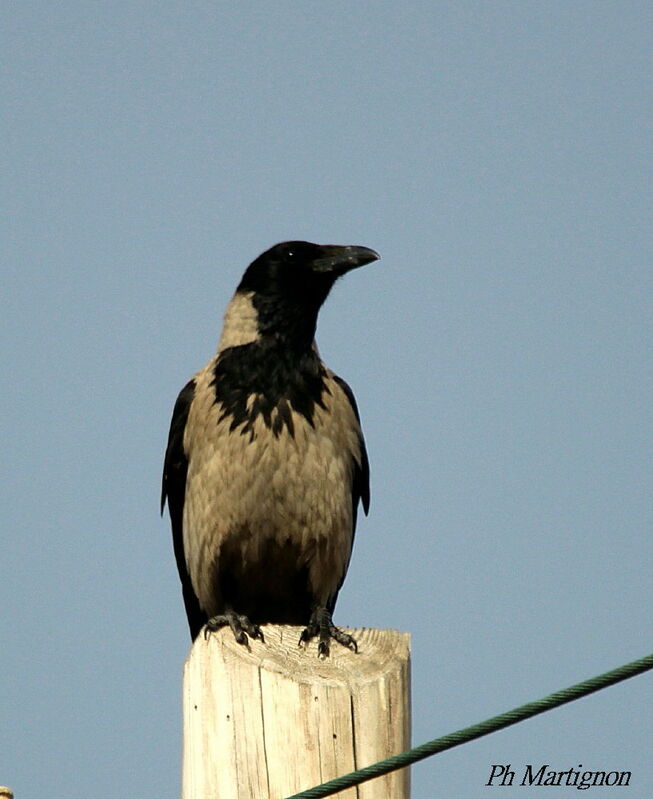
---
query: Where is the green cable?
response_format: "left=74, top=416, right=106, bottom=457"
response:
left=284, top=652, right=653, bottom=799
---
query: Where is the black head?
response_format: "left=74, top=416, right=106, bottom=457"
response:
left=236, top=240, right=379, bottom=345
left=238, top=240, right=378, bottom=297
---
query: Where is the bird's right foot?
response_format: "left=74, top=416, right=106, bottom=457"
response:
left=203, top=609, right=264, bottom=646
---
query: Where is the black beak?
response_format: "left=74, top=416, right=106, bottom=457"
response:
left=312, top=244, right=380, bottom=274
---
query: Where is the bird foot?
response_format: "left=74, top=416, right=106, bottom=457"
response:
left=204, top=609, right=264, bottom=647
left=299, top=607, right=357, bottom=657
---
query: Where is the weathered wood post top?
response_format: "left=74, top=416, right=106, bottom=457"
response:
left=183, top=625, right=411, bottom=799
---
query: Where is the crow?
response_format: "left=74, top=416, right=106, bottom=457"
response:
left=161, top=241, right=378, bottom=655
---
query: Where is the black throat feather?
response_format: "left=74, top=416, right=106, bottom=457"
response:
left=211, top=339, right=329, bottom=439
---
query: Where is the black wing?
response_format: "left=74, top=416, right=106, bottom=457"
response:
left=328, top=374, right=370, bottom=613
left=161, top=378, right=207, bottom=640
left=332, top=374, right=370, bottom=521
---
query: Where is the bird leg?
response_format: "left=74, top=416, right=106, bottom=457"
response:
left=203, top=608, right=264, bottom=646
left=299, top=606, right=357, bottom=657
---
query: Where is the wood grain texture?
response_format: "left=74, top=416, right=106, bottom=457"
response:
left=183, top=625, right=411, bottom=799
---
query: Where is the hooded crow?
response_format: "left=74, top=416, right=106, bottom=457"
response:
left=161, top=241, right=378, bottom=655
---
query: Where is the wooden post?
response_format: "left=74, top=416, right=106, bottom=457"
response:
left=182, top=625, right=411, bottom=799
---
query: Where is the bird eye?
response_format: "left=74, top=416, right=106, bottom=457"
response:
left=287, top=250, right=294, bottom=258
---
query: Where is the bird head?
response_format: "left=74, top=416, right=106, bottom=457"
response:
left=239, top=240, right=378, bottom=294
left=235, top=241, right=379, bottom=346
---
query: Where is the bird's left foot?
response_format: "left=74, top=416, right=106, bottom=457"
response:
left=299, top=607, right=357, bottom=657
left=203, top=609, right=264, bottom=647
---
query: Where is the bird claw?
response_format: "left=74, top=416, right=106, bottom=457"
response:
left=330, top=627, right=358, bottom=653
left=299, top=607, right=357, bottom=657
left=204, top=610, right=264, bottom=646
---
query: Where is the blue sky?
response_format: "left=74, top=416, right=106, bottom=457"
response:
left=3, top=2, right=652, bottom=797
